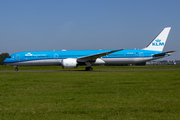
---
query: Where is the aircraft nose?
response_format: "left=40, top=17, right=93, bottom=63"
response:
left=3, top=58, right=8, bottom=65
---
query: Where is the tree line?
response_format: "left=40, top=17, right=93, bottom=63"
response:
left=0, top=53, right=9, bottom=65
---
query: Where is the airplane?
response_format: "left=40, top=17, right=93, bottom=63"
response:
left=3, top=27, right=175, bottom=71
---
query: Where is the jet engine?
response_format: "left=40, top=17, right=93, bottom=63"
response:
left=62, top=59, right=77, bottom=68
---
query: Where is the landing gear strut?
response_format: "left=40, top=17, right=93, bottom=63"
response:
left=13, top=66, right=18, bottom=71
left=85, top=66, right=93, bottom=71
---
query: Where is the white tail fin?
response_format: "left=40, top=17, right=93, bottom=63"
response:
left=143, top=27, right=171, bottom=51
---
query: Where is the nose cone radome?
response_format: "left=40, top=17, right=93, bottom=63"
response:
left=3, top=58, right=9, bottom=65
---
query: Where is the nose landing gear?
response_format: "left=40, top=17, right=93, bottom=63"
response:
left=15, top=68, right=18, bottom=71
left=13, top=66, right=18, bottom=71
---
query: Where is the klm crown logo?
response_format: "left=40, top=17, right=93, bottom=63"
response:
left=25, top=53, right=33, bottom=56
left=152, top=39, right=164, bottom=46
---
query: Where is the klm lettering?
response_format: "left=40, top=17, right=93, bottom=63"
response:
left=152, top=42, right=164, bottom=46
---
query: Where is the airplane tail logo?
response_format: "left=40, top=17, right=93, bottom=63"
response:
left=152, top=39, right=164, bottom=46
left=144, top=27, right=171, bottom=51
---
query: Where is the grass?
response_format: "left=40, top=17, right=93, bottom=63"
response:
left=0, top=65, right=180, bottom=119
left=1, top=64, right=180, bottom=71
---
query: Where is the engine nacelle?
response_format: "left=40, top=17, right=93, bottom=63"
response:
left=62, top=59, right=77, bottom=68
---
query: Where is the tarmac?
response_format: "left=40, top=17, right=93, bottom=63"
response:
left=1, top=69, right=180, bottom=72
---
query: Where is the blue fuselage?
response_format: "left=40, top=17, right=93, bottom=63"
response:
left=3, top=49, right=165, bottom=66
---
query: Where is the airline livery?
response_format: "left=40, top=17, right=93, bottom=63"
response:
left=3, top=27, right=175, bottom=71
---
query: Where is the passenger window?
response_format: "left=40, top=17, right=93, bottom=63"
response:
left=8, top=56, right=11, bottom=58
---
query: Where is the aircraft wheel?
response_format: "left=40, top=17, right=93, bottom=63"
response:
left=85, top=67, right=93, bottom=71
left=15, top=68, right=18, bottom=71
left=85, top=67, right=88, bottom=71
left=89, top=67, right=93, bottom=71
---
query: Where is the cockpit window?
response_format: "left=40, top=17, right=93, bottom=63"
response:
left=8, top=56, right=11, bottom=58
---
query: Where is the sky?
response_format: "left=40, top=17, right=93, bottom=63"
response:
left=0, top=0, right=180, bottom=60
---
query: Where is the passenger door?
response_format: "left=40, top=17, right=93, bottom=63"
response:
left=16, top=54, right=20, bottom=62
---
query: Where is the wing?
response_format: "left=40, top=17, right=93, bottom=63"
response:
left=153, top=51, right=176, bottom=57
left=77, top=49, right=123, bottom=62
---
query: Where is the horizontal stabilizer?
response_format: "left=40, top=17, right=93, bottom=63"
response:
left=153, top=51, right=176, bottom=57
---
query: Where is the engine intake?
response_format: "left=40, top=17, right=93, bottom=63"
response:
left=62, top=59, right=77, bottom=68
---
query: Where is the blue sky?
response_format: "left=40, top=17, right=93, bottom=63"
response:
left=0, top=0, right=179, bottom=60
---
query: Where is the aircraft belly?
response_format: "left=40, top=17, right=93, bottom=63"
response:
left=102, top=57, right=153, bottom=64
left=8, top=59, right=62, bottom=66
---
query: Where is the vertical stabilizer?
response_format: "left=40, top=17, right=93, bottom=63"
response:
left=144, top=27, right=171, bottom=51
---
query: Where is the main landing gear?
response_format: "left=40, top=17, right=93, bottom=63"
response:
left=13, top=66, right=18, bottom=71
left=85, top=66, right=93, bottom=71
left=85, top=61, right=93, bottom=71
